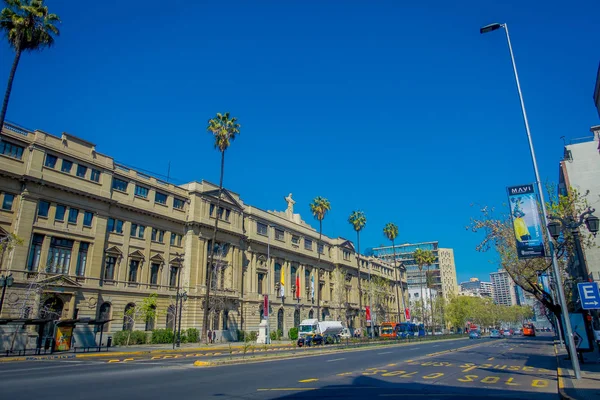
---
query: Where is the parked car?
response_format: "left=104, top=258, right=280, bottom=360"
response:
left=503, top=330, right=511, bottom=337
left=490, top=329, right=502, bottom=339
left=469, top=331, right=481, bottom=339
left=514, top=329, right=523, bottom=336
left=297, top=333, right=324, bottom=347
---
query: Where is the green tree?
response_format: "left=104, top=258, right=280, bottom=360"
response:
left=202, top=112, right=241, bottom=343
left=123, top=293, right=158, bottom=345
left=413, top=248, right=436, bottom=330
left=0, top=0, right=60, bottom=130
left=383, top=222, right=405, bottom=323
left=445, top=295, right=472, bottom=331
left=0, top=232, right=23, bottom=267
left=348, top=210, right=366, bottom=328
left=310, top=196, right=330, bottom=320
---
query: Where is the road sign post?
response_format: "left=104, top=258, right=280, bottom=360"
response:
left=577, top=282, right=600, bottom=310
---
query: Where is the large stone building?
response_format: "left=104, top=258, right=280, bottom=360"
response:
left=558, top=125, right=600, bottom=281
left=371, top=241, right=458, bottom=299
left=490, top=269, right=518, bottom=306
left=0, top=121, right=407, bottom=345
left=594, top=62, right=600, bottom=118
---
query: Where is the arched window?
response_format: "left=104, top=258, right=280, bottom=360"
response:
left=41, top=296, right=64, bottom=320
left=98, top=302, right=111, bottom=332
left=222, top=310, right=229, bottom=330
left=166, top=305, right=175, bottom=330
left=123, top=303, right=135, bottom=331
left=294, top=309, right=300, bottom=327
left=274, top=263, right=282, bottom=284
left=308, top=309, right=314, bottom=319
left=277, top=308, right=284, bottom=335
left=145, top=305, right=156, bottom=331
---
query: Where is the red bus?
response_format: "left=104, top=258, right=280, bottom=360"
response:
left=523, top=323, right=536, bottom=337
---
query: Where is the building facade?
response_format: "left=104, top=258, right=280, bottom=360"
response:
left=459, top=278, right=493, bottom=298
left=0, top=121, right=407, bottom=344
left=558, top=125, right=600, bottom=281
left=594, top=62, right=600, bottom=118
left=371, top=242, right=458, bottom=299
left=490, top=269, right=518, bottom=306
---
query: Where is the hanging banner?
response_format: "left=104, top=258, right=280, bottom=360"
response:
left=507, top=184, right=546, bottom=259
left=405, top=308, right=411, bottom=321
left=264, top=295, right=269, bottom=318
left=365, top=306, right=372, bottom=324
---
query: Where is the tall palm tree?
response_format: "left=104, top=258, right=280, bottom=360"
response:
left=0, top=0, right=60, bottom=130
left=413, top=248, right=435, bottom=332
left=383, top=222, right=405, bottom=324
left=348, top=210, right=366, bottom=330
left=202, top=112, right=241, bottom=343
left=309, top=196, right=330, bottom=320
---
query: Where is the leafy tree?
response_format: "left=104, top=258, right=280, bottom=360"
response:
left=0, top=0, right=60, bottom=130
left=310, top=196, right=330, bottom=320
left=123, top=294, right=158, bottom=346
left=348, top=210, right=366, bottom=327
left=0, top=232, right=23, bottom=267
left=202, top=112, right=240, bottom=343
left=413, top=248, right=436, bottom=330
left=383, top=222, right=405, bottom=323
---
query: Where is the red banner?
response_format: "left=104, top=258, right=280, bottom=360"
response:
left=365, top=306, right=371, bottom=323
left=296, top=275, right=300, bottom=299
left=405, top=308, right=411, bottom=321
left=264, top=295, right=269, bottom=318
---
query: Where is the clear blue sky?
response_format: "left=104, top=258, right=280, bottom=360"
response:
left=1, top=0, right=598, bottom=284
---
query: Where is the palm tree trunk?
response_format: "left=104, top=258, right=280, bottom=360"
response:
left=356, top=231, right=362, bottom=330
left=419, top=267, right=424, bottom=330
left=316, top=220, right=322, bottom=321
left=428, top=265, right=434, bottom=333
left=0, top=46, right=22, bottom=132
left=391, top=239, right=403, bottom=323
left=202, top=150, right=225, bottom=343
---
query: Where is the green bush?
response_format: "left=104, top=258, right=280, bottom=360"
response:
left=248, top=331, right=258, bottom=341
left=288, top=327, right=298, bottom=341
left=186, top=328, right=199, bottom=343
left=237, top=329, right=245, bottom=342
left=151, top=329, right=174, bottom=344
left=270, top=329, right=283, bottom=341
left=112, top=330, right=148, bottom=346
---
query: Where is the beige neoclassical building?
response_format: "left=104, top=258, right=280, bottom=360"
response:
left=0, top=121, right=407, bottom=343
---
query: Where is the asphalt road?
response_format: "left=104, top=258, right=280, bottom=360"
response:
left=1, top=333, right=558, bottom=400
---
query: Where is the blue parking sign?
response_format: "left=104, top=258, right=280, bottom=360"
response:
left=577, top=282, right=600, bottom=310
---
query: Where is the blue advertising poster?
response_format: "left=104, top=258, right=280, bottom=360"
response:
left=507, top=184, right=546, bottom=259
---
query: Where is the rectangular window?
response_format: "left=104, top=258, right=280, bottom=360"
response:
left=55, top=204, right=66, bottom=221
left=68, top=208, right=79, bottom=224
left=138, top=225, right=145, bottom=239
left=170, top=233, right=182, bottom=246
left=128, top=260, right=139, bottom=283
left=170, top=233, right=176, bottom=246
left=90, top=169, right=101, bottom=182
left=257, top=222, right=268, bottom=236
left=150, top=263, right=160, bottom=285
left=112, top=177, right=128, bottom=192
left=61, top=159, right=73, bottom=173
left=151, top=228, right=157, bottom=241
left=304, top=238, right=313, bottom=250
left=155, top=192, right=167, bottom=205
left=104, top=256, right=116, bottom=280
left=173, top=198, right=185, bottom=210
left=318, top=243, right=324, bottom=254
left=27, top=234, right=44, bottom=271
left=210, top=204, right=215, bottom=216
left=135, top=185, right=149, bottom=198
left=38, top=200, right=50, bottom=217
left=343, top=250, right=350, bottom=261
left=76, top=164, right=87, bottom=178
left=130, top=223, right=138, bottom=237
left=47, top=237, right=74, bottom=274
left=177, top=234, right=182, bottom=246
left=107, top=218, right=115, bottom=232
left=0, top=139, right=24, bottom=159
left=83, top=211, right=93, bottom=227
left=258, top=273, right=264, bottom=295
left=116, top=219, right=123, bottom=233
left=2, top=193, right=14, bottom=211
left=275, top=229, right=285, bottom=241
left=44, top=154, right=57, bottom=168
left=225, top=209, right=231, bottom=221
left=76, top=242, right=89, bottom=276
left=169, top=266, right=179, bottom=287
left=159, top=230, right=165, bottom=243
left=292, top=235, right=300, bottom=245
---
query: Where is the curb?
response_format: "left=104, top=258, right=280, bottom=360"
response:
left=553, top=341, right=577, bottom=400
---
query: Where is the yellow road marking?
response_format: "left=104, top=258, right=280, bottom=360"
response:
left=298, top=378, right=319, bottom=383
left=123, top=358, right=134, bottom=362
left=151, top=356, right=161, bottom=360
left=107, top=360, right=120, bottom=363
left=337, top=372, right=353, bottom=376
left=185, top=354, right=195, bottom=357
left=387, top=363, right=397, bottom=366
left=509, top=348, right=514, bottom=351
left=405, top=359, right=413, bottom=362
left=195, top=353, right=203, bottom=356
left=213, top=352, right=221, bottom=355
left=163, top=355, right=173, bottom=359
left=487, top=357, right=494, bottom=361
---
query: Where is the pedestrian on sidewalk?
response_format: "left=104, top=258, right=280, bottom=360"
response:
left=208, top=329, right=212, bottom=344
left=212, top=330, right=216, bottom=344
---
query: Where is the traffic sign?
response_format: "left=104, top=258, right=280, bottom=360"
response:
left=577, top=282, right=600, bottom=310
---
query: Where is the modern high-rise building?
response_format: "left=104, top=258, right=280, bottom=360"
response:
left=594, top=62, right=600, bottom=117
left=490, top=269, right=518, bottom=306
left=371, top=242, right=458, bottom=299
left=459, top=278, right=493, bottom=298
left=558, top=125, right=600, bottom=281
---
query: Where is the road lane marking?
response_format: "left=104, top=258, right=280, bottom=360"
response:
left=422, top=372, right=444, bottom=379
left=378, top=352, right=392, bottom=355
left=432, top=345, right=440, bottom=347
left=337, top=372, right=353, bottom=376
left=531, top=380, right=548, bottom=388
left=123, top=358, right=134, bottom=362
left=487, top=357, right=494, bottom=360
left=387, top=363, right=397, bottom=366
left=327, top=358, right=346, bottom=362
left=107, top=360, right=120, bottom=363
left=298, top=378, right=319, bottom=383
left=151, top=356, right=161, bottom=360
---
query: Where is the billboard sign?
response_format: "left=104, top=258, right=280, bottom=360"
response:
left=507, top=184, right=546, bottom=259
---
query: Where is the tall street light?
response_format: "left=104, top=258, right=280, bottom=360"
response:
left=480, top=22, right=581, bottom=379
left=0, top=273, right=14, bottom=316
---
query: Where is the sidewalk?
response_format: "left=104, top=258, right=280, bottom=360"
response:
left=554, top=340, right=600, bottom=399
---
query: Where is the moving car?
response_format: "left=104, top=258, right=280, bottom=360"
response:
left=523, top=323, right=536, bottom=337
left=297, top=333, right=323, bottom=347
left=469, top=330, right=481, bottom=339
left=490, top=329, right=502, bottom=339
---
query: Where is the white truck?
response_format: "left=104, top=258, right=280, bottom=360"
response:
left=298, top=319, right=344, bottom=345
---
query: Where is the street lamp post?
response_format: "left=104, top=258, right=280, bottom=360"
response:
left=176, top=290, right=188, bottom=347
left=481, top=22, right=582, bottom=379
left=0, top=273, right=14, bottom=316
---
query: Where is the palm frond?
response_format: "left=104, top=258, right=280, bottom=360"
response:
left=0, top=0, right=60, bottom=52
